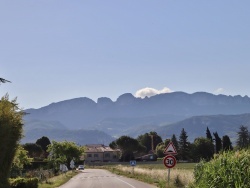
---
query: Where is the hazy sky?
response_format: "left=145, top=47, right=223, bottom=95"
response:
left=1, top=1, right=250, bottom=109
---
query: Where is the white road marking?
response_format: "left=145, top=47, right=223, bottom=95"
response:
left=115, top=177, right=136, bottom=188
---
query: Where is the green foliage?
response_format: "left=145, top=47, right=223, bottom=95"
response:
left=192, top=137, right=214, bottom=161
left=47, top=141, right=84, bottom=169
left=190, top=150, right=250, bottom=188
left=222, top=135, right=233, bottom=151
left=179, top=128, right=190, bottom=160
left=11, top=145, right=31, bottom=176
left=0, top=95, right=24, bottom=188
left=23, top=143, right=43, bottom=158
left=236, top=125, right=249, bottom=149
left=36, top=136, right=51, bottom=153
left=137, top=132, right=163, bottom=153
left=155, top=142, right=165, bottom=158
left=213, top=132, right=222, bottom=153
left=111, top=135, right=146, bottom=161
left=171, top=134, right=179, bottom=151
left=206, top=127, right=213, bottom=142
left=9, top=177, right=38, bottom=188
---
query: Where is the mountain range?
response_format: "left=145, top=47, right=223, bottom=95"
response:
left=22, top=92, right=250, bottom=145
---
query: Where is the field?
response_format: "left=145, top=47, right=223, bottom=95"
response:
left=97, top=161, right=196, bottom=188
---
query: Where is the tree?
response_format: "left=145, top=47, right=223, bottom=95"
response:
left=137, top=132, right=162, bottom=153
left=206, top=127, right=213, bottom=142
left=47, top=141, right=84, bottom=170
left=171, top=134, right=179, bottom=152
left=0, top=95, right=24, bottom=188
left=11, top=145, right=31, bottom=177
left=23, top=143, right=43, bottom=158
left=193, top=137, right=214, bottom=162
left=36, top=136, right=51, bottom=158
left=110, top=135, right=146, bottom=161
left=213, top=132, right=222, bottom=153
left=222, top=135, right=233, bottom=151
left=178, top=128, right=189, bottom=160
left=155, top=142, right=165, bottom=158
left=236, top=125, right=249, bottom=149
left=36, top=136, right=51, bottom=152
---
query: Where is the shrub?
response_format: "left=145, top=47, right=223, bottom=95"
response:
left=190, top=150, right=250, bottom=188
left=9, top=177, right=38, bottom=188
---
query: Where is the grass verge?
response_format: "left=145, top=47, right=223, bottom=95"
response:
left=38, top=171, right=78, bottom=188
left=99, top=164, right=194, bottom=188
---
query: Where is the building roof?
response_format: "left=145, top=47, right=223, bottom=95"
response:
left=85, top=144, right=119, bottom=153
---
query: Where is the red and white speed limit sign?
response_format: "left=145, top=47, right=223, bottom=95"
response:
left=163, top=155, right=176, bottom=168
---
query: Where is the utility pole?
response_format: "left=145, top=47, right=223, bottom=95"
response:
left=149, top=134, right=154, bottom=153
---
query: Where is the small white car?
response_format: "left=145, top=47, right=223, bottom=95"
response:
left=78, top=165, right=84, bottom=170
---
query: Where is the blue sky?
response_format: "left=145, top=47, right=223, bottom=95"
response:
left=1, top=1, right=250, bottom=109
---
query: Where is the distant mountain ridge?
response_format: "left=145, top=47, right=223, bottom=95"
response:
left=156, top=113, right=250, bottom=143
left=25, top=92, right=250, bottom=128
left=23, top=92, right=250, bottom=144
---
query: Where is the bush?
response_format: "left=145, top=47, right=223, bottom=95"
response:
left=9, top=177, right=38, bottom=188
left=190, top=150, right=250, bottom=188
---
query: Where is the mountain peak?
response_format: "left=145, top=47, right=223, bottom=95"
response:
left=116, top=93, right=136, bottom=105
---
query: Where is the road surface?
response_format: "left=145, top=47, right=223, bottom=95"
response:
left=59, top=169, right=157, bottom=188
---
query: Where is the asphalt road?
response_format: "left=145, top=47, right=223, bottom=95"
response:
left=59, top=169, right=157, bottom=188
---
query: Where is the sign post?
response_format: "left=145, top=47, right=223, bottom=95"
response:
left=130, top=160, right=136, bottom=175
left=70, top=159, right=75, bottom=173
left=163, top=141, right=177, bottom=186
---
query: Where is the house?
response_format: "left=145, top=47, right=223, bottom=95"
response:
left=84, top=144, right=120, bottom=163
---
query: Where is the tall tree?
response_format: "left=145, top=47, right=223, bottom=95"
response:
left=110, top=135, right=146, bottom=161
left=155, top=142, right=165, bottom=158
left=137, top=132, right=162, bottom=153
left=0, top=95, right=24, bottom=188
left=236, top=125, right=249, bottom=149
left=213, top=132, right=222, bottom=153
left=193, top=137, right=214, bottom=162
left=206, top=127, right=213, bottom=142
left=222, top=135, right=233, bottom=151
left=36, top=136, right=51, bottom=152
left=171, top=134, right=179, bottom=152
left=178, top=128, right=189, bottom=160
left=47, top=141, right=84, bottom=170
left=23, top=143, right=43, bottom=158
left=36, top=136, right=51, bottom=158
left=11, top=145, right=31, bottom=177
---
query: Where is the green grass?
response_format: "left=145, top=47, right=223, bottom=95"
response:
left=136, top=162, right=196, bottom=170
left=97, top=161, right=196, bottom=188
left=95, top=161, right=196, bottom=170
left=38, top=171, right=78, bottom=188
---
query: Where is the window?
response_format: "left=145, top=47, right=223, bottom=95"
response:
left=94, top=154, right=98, bottom=158
left=87, top=154, right=92, bottom=157
left=113, top=155, right=117, bottom=159
left=105, top=153, right=110, bottom=158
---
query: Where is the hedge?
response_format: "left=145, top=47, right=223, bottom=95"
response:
left=9, top=177, right=38, bottom=188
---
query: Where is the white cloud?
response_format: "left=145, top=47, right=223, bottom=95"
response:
left=214, top=88, right=225, bottom=94
left=135, top=87, right=173, bottom=98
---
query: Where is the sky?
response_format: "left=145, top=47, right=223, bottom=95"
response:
left=1, top=1, right=250, bottom=109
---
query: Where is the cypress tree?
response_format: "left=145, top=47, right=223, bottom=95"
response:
left=178, top=128, right=189, bottom=160
left=206, top=127, right=213, bottom=142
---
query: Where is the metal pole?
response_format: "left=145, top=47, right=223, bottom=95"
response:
left=168, top=168, right=170, bottom=187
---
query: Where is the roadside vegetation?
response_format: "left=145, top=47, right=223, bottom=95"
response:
left=99, top=162, right=195, bottom=188
left=189, top=149, right=250, bottom=188
left=38, top=171, right=78, bottom=188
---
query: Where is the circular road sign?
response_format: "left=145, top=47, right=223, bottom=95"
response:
left=163, top=155, right=177, bottom=168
